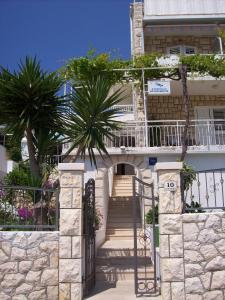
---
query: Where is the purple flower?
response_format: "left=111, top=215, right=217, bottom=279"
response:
left=44, top=179, right=54, bottom=189
left=0, top=189, right=6, bottom=198
left=18, top=208, right=33, bottom=219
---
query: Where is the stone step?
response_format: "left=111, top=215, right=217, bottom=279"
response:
left=107, top=222, right=141, bottom=229
left=106, top=235, right=133, bottom=241
left=85, top=280, right=161, bottom=300
left=96, top=266, right=154, bottom=281
left=112, top=193, right=133, bottom=197
left=109, top=209, right=133, bottom=212
left=106, top=229, right=134, bottom=235
left=108, top=216, right=140, bottom=220
left=97, top=248, right=150, bottom=257
left=113, top=182, right=132, bottom=185
left=96, top=256, right=152, bottom=266
left=109, top=197, right=133, bottom=201
left=108, top=212, right=134, bottom=216
left=107, top=217, right=139, bottom=222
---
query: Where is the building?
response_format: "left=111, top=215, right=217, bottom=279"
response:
left=61, top=1, right=225, bottom=296
left=63, top=0, right=225, bottom=243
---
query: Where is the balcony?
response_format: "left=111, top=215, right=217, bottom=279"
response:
left=102, top=119, right=225, bottom=153
left=112, top=105, right=134, bottom=114
left=144, top=0, right=225, bottom=21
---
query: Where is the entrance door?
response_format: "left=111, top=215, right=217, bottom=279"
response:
left=115, top=163, right=135, bottom=175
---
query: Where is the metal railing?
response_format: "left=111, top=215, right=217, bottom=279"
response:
left=0, top=186, right=59, bottom=230
left=113, top=104, right=134, bottom=113
left=181, top=168, right=225, bottom=212
left=104, top=119, right=225, bottom=149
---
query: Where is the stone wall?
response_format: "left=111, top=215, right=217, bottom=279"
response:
left=183, top=212, right=225, bottom=300
left=144, top=36, right=217, bottom=55
left=0, top=163, right=85, bottom=300
left=156, top=162, right=225, bottom=300
left=0, top=232, right=59, bottom=300
left=147, top=95, right=225, bottom=120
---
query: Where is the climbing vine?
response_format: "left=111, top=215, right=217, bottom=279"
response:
left=61, top=51, right=225, bottom=85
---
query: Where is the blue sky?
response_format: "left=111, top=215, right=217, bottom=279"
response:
left=0, top=0, right=131, bottom=71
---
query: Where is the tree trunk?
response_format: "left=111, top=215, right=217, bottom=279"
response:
left=26, top=128, right=41, bottom=179
left=179, top=65, right=190, bottom=162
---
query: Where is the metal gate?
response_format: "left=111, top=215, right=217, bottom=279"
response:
left=132, top=176, right=159, bottom=296
left=83, top=178, right=96, bottom=296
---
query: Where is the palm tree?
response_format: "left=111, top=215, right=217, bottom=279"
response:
left=0, top=57, right=67, bottom=180
left=65, top=75, right=126, bottom=166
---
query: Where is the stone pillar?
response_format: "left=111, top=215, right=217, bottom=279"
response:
left=131, top=3, right=146, bottom=123
left=155, top=162, right=185, bottom=300
left=131, top=2, right=144, bottom=56
left=58, top=163, right=85, bottom=300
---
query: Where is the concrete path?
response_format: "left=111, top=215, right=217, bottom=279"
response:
left=85, top=281, right=161, bottom=300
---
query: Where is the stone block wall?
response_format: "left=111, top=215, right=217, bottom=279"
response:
left=183, top=212, right=225, bottom=300
left=144, top=36, right=216, bottom=55
left=0, top=163, right=85, bottom=300
left=0, top=232, right=59, bottom=300
left=147, top=95, right=225, bottom=120
left=156, top=162, right=225, bottom=300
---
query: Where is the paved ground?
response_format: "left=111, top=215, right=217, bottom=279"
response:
left=85, top=281, right=161, bottom=300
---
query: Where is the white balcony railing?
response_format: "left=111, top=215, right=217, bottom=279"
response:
left=113, top=105, right=134, bottom=113
left=104, top=119, right=225, bottom=150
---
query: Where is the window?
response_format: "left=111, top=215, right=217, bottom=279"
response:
left=167, top=45, right=196, bottom=55
left=213, top=108, right=225, bottom=131
left=213, top=108, right=225, bottom=120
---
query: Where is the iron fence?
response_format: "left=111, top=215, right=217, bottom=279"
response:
left=0, top=185, right=59, bottom=230
left=181, top=168, right=225, bottom=212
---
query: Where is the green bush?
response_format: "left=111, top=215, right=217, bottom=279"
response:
left=181, top=163, right=196, bottom=191
left=145, top=205, right=158, bottom=224
left=3, top=164, right=41, bottom=187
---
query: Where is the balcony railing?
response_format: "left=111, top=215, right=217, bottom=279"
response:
left=104, top=119, right=225, bottom=150
left=113, top=105, right=134, bottom=113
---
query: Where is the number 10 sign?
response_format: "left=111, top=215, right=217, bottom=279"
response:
left=164, top=181, right=177, bottom=191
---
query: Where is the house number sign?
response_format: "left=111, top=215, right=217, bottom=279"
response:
left=164, top=181, right=177, bottom=191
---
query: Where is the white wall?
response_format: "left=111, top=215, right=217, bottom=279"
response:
left=96, top=169, right=110, bottom=249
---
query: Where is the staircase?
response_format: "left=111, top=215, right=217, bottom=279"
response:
left=96, top=196, right=153, bottom=283
left=112, top=175, right=133, bottom=197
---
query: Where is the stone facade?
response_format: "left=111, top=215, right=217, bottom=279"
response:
left=145, top=36, right=217, bottom=55
left=147, top=95, right=225, bottom=121
left=156, top=162, right=225, bottom=300
left=0, top=232, right=59, bottom=300
left=183, top=212, right=225, bottom=300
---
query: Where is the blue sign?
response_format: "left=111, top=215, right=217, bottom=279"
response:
left=148, top=80, right=171, bottom=95
left=149, top=157, right=157, bottom=166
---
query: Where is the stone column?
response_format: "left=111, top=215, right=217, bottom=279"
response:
left=131, top=3, right=146, bottom=123
left=131, top=2, right=144, bottom=56
left=155, top=162, right=185, bottom=300
left=58, top=163, right=85, bottom=300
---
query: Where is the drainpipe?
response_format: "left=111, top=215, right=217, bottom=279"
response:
left=217, top=36, right=224, bottom=55
left=130, top=4, right=134, bottom=59
left=142, top=69, right=149, bottom=147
